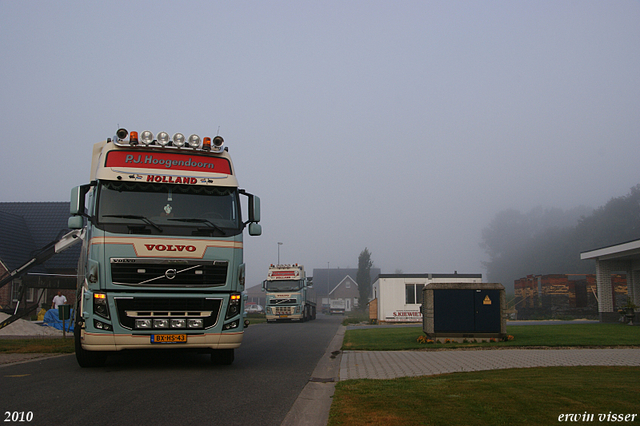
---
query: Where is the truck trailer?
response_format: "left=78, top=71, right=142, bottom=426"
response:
left=69, top=128, right=262, bottom=366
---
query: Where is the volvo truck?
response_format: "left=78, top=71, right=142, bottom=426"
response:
left=69, top=128, right=262, bottom=366
left=263, top=264, right=316, bottom=322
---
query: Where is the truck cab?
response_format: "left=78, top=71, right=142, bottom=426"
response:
left=262, top=264, right=316, bottom=322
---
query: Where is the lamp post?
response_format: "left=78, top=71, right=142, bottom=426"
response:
left=277, top=242, right=283, bottom=264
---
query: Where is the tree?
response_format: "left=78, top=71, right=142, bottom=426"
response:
left=356, top=248, right=373, bottom=310
left=480, top=184, right=640, bottom=293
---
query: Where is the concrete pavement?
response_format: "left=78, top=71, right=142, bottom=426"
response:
left=340, top=347, right=640, bottom=380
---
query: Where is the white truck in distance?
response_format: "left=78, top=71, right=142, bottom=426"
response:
left=263, top=264, right=316, bottom=322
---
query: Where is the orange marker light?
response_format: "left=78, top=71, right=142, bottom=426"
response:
left=94, top=293, right=107, bottom=300
left=129, top=131, right=139, bottom=145
left=203, top=137, right=211, bottom=151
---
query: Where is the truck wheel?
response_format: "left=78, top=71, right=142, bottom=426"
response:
left=74, top=323, right=107, bottom=368
left=211, top=349, right=234, bottom=365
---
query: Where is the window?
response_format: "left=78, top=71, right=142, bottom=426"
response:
left=405, top=284, right=424, bottom=305
left=96, top=181, right=241, bottom=237
left=11, top=280, right=34, bottom=303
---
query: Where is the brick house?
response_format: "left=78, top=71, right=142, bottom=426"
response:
left=328, top=275, right=360, bottom=312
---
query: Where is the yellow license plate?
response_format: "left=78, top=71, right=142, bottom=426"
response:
left=279, top=315, right=288, bottom=318
left=151, top=334, right=187, bottom=343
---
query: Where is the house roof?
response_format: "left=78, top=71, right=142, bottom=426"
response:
left=376, top=273, right=483, bottom=280
left=0, top=202, right=80, bottom=272
left=329, top=275, right=357, bottom=295
left=311, top=268, right=381, bottom=297
left=580, top=238, right=640, bottom=262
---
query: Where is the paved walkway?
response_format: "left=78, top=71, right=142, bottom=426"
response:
left=340, top=348, right=640, bottom=380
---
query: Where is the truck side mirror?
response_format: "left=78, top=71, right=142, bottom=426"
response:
left=249, top=195, right=261, bottom=223
left=70, top=184, right=91, bottom=216
left=248, top=223, right=262, bottom=236
left=68, top=216, right=84, bottom=229
left=69, top=184, right=91, bottom=229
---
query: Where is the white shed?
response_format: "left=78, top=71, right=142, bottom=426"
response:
left=370, top=273, right=482, bottom=323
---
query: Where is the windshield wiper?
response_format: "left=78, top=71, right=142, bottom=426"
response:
left=167, top=218, right=226, bottom=235
left=102, top=215, right=163, bottom=233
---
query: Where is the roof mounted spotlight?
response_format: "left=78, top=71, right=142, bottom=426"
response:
left=157, top=132, right=171, bottom=146
left=156, top=131, right=170, bottom=146
left=116, top=128, right=128, bottom=141
left=172, top=133, right=185, bottom=147
left=213, top=136, right=224, bottom=148
left=187, top=134, right=201, bottom=148
left=140, top=130, right=154, bottom=145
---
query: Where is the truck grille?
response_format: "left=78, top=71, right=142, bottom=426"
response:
left=115, top=297, right=222, bottom=329
left=111, top=259, right=228, bottom=287
left=269, top=299, right=296, bottom=305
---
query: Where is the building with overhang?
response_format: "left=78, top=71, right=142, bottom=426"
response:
left=581, top=239, right=640, bottom=323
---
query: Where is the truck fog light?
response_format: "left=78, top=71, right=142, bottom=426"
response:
left=188, top=319, right=203, bottom=329
left=136, top=319, right=152, bottom=329
left=153, top=319, right=169, bottom=329
left=223, top=320, right=239, bottom=330
left=94, top=319, right=113, bottom=331
left=171, top=319, right=186, bottom=329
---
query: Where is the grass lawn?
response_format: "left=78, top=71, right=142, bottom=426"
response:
left=328, top=366, right=640, bottom=426
left=333, top=323, right=640, bottom=425
left=342, top=323, right=640, bottom=351
left=0, top=337, right=75, bottom=354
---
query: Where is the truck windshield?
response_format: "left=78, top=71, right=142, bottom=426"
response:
left=96, top=181, right=241, bottom=236
left=265, top=280, right=302, bottom=292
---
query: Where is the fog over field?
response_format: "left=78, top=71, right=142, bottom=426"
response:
left=1, top=1, right=638, bottom=287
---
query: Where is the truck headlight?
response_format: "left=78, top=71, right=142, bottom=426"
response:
left=226, top=293, right=241, bottom=319
left=171, top=319, right=186, bottom=329
left=188, top=319, right=203, bottom=329
left=153, top=319, right=169, bottom=329
left=93, top=293, right=110, bottom=319
left=136, top=319, right=152, bottom=329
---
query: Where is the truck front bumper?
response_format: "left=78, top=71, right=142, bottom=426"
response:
left=80, top=329, right=243, bottom=351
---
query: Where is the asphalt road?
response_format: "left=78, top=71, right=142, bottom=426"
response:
left=1, top=314, right=343, bottom=426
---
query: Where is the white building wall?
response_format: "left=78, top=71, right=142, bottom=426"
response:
left=375, top=275, right=482, bottom=323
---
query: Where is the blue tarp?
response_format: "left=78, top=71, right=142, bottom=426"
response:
left=43, top=308, right=74, bottom=332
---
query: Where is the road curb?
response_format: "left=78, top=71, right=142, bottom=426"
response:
left=280, top=325, right=345, bottom=426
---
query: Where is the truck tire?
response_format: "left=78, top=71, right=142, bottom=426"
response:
left=211, top=349, right=234, bottom=365
left=74, top=322, right=107, bottom=368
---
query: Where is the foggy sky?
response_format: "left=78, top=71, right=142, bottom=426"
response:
left=1, top=1, right=639, bottom=288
